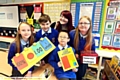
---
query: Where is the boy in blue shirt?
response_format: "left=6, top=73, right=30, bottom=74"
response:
left=48, top=30, right=77, bottom=80
left=35, top=14, right=58, bottom=64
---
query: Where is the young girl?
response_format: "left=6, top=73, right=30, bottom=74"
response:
left=51, top=10, right=74, bottom=32
left=48, top=30, right=77, bottom=80
left=69, top=16, right=95, bottom=80
left=8, top=22, right=34, bottom=77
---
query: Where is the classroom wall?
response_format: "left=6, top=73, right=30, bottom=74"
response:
left=0, top=0, right=70, bottom=4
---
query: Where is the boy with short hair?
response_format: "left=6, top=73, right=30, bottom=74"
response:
left=48, top=30, right=77, bottom=80
left=35, top=14, right=58, bottom=64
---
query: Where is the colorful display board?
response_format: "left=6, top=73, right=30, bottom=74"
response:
left=58, top=47, right=78, bottom=72
left=19, top=3, right=43, bottom=33
left=100, top=0, right=120, bottom=51
left=12, top=37, right=55, bottom=74
left=44, top=2, right=70, bottom=23
left=71, top=0, right=104, bottom=49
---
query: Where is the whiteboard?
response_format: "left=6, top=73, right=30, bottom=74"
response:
left=0, top=6, right=19, bottom=28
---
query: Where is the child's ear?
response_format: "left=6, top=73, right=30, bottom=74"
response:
left=18, top=30, right=20, bottom=34
left=67, top=38, right=70, bottom=42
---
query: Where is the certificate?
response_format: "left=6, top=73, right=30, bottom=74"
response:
left=58, top=47, right=78, bottom=72
left=112, top=35, right=120, bottom=48
left=104, top=21, right=115, bottom=33
left=106, top=7, right=116, bottom=20
left=102, top=34, right=112, bottom=46
left=114, top=21, right=120, bottom=33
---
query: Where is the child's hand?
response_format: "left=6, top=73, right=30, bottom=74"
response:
left=72, top=68, right=78, bottom=72
left=76, top=54, right=79, bottom=59
left=25, top=71, right=32, bottom=77
left=41, top=60, right=45, bottom=66
left=58, top=61, right=62, bottom=67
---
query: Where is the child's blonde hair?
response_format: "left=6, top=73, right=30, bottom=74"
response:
left=15, top=22, right=34, bottom=53
left=74, top=16, right=93, bottom=51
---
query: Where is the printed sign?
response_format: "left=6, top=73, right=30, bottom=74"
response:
left=102, top=34, right=112, bottom=46
left=104, top=21, right=115, bottom=33
left=80, top=51, right=98, bottom=64
left=83, top=56, right=96, bottom=64
left=114, top=21, right=120, bottom=33
left=112, top=35, right=120, bottom=48
left=106, top=7, right=116, bottom=20
left=12, top=37, right=56, bottom=74
left=58, top=47, right=78, bottom=72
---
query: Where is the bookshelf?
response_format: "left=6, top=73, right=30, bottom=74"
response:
left=88, top=50, right=120, bottom=80
left=104, top=60, right=119, bottom=80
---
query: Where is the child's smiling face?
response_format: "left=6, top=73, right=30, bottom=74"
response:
left=40, top=21, right=51, bottom=32
left=58, top=31, right=70, bottom=47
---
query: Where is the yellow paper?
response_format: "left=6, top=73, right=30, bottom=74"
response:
left=58, top=47, right=79, bottom=72
left=12, top=37, right=56, bottom=74
left=27, top=18, right=33, bottom=25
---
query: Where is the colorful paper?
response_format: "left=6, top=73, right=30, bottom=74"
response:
left=12, top=37, right=56, bottom=74
left=104, top=21, right=115, bottom=33
left=27, top=18, right=33, bottom=25
left=58, top=47, right=78, bottom=72
left=12, top=53, right=28, bottom=70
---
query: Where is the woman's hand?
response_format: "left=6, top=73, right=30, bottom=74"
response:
left=58, top=61, right=62, bottom=67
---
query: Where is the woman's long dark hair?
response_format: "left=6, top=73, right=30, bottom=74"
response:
left=56, top=10, right=74, bottom=32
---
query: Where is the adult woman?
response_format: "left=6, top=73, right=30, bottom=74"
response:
left=51, top=10, right=74, bottom=32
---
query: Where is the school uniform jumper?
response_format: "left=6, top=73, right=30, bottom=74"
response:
left=35, top=27, right=58, bottom=46
left=8, top=39, right=34, bottom=77
left=48, top=44, right=76, bottom=79
left=35, top=27, right=58, bottom=63
left=69, top=30, right=95, bottom=80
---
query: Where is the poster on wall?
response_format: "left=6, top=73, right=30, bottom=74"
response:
left=104, top=21, right=115, bottom=33
left=102, top=34, right=112, bottom=46
left=101, top=0, right=120, bottom=50
left=71, top=1, right=103, bottom=49
left=34, top=5, right=42, bottom=20
left=112, top=35, right=120, bottom=48
left=0, top=6, right=19, bottom=28
left=116, top=6, right=120, bottom=20
left=106, top=7, right=116, bottom=20
left=79, top=3, right=94, bottom=20
left=114, top=21, right=120, bottom=34
left=20, top=7, right=27, bottom=22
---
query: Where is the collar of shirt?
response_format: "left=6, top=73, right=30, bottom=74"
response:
left=80, top=33, right=87, bottom=38
left=58, top=44, right=68, bottom=50
left=20, top=38, right=29, bottom=46
left=42, top=27, right=52, bottom=35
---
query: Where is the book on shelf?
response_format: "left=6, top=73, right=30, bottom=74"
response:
left=110, top=55, right=120, bottom=71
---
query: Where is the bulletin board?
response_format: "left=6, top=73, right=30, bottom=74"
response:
left=44, top=2, right=70, bottom=23
left=19, top=3, right=43, bottom=32
left=100, top=0, right=120, bottom=51
left=71, top=0, right=104, bottom=49
left=0, top=6, right=19, bottom=28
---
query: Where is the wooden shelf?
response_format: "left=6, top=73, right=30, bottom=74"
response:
left=104, top=60, right=119, bottom=80
left=88, top=64, right=104, bottom=70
